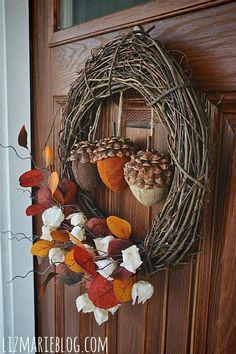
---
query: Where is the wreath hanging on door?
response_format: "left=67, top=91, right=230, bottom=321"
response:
left=17, top=27, right=208, bottom=325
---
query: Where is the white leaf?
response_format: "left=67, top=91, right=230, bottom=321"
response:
left=108, top=304, right=121, bottom=315
left=40, top=225, right=53, bottom=241
left=131, top=280, right=154, bottom=305
left=93, top=308, right=109, bottom=325
left=76, top=293, right=95, bottom=313
left=120, top=245, right=143, bottom=273
left=94, top=236, right=114, bottom=256
left=48, top=248, right=65, bottom=265
left=95, top=258, right=117, bottom=281
left=71, top=226, right=86, bottom=241
left=67, top=212, right=87, bottom=226
left=42, top=206, right=64, bottom=229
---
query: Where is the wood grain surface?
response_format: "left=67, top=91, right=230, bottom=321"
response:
left=31, top=1, right=236, bottom=353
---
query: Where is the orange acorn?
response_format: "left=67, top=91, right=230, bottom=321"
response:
left=93, top=137, right=138, bottom=192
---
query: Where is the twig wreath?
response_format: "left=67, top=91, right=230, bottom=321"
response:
left=59, top=27, right=208, bottom=273
left=10, top=27, right=208, bottom=325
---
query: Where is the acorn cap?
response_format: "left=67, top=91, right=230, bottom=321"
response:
left=124, top=150, right=173, bottom=189
left=69, top=141, right=98, bottom=164
left=93, top=137, right=138, bottom=162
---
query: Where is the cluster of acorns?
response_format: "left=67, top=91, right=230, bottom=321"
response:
left=69, top=136, right=173, bottom=207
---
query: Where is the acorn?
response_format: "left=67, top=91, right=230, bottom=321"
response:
left=93, top=137, right=138, bottom=192
left=124, top=150, right=173, bottom=206
left=69, top=141, right=101, bottom=191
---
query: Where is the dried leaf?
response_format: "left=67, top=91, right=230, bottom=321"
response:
left=37, top=187, right=54, bottom=207
left=42, top=145, right=54, bottom=167
left=73, top=245, right=97, bottom=275
left=113, top=277, right=135, bottom=302
left=18, top=125, right=28, bottom=149
left=59, top=179, right=77, bottom=204
left=39, top=272, right=58, bottom=298
left=52, top=188, right=65, bottom=204
left=88, top=275, right=120, bottom=309
left=19, top=169, right=44, bottom=187
left=106, top=216, right=131, bottom=239
left=108, top=239, right=132, bottom=260
left=31, top=240, right=53, bottom=257
left=59, top=267, right=84, bottom=286
left=26, top=203, right=49, bottom=216
left=50, top=230, right=70, bottom=243
left=65, top=248, right=85, bottom=273
left=85, top=218, right=111, bottom=236
left=49, top=171, right=59, bottom=195
left=111, top=267, right=133, bottom=281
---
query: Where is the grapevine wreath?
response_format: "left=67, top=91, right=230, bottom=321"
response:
left=18, top=27, right=208, bottom=325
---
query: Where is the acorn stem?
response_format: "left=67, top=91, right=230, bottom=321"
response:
left=147, top=135, right=153, bottom=152
left=112, top=121, right=117, bottom=137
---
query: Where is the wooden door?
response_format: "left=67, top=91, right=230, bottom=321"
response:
left=31, top=1, right=236, bottom=353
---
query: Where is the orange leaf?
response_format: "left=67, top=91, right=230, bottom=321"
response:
left=50, top=230, right=70, bottom=243
left=106, top=216, right=131, bottom=239
left=52, top=188, right=65, bottom=204
left=49, top=171, right=59, bottom=195
left=113, top=277, right=135, bottom=302
left=74, top=245, right=97, bottom=275
left=31, top=240, right=53, bottom=257
left=19, top=169, right=44, bottom=187
left=26, top=203, right=49, bottom=216
left=18, top=125, right=28, bottom=149
left=65, top=248, right=85, bottom=273
left=88, top=275, right=120, bottom=309
left=42, top=145, right=54, bottom=167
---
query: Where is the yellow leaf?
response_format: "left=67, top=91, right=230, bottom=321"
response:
left=106, top=216, right=131, bottom=239
left=65, top=249, right=84, bottom=273
left=50, top=230, right=70, bottom=243
left=42, top=145, right=54, bottom=167
left=49, top=171, right=59, bottom=195
left=31, top=240, right=53, bottom=257
left=113, top=277, right=135, bottom=302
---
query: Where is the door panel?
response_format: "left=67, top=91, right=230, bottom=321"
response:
left=31, top=1, right=236, bottom=353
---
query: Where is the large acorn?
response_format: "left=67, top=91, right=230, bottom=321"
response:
left=93, top=136, right=138, bottom=192
left=69, top=141, right=101, bottom=191
left=124, top=150, right=173, bottom=206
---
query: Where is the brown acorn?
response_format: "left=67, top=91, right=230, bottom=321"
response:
left=124, top=150, right=173, bottom=206
left=69, top=141, right=101, bottom=191
left=93, top=137, right=138, bottom=192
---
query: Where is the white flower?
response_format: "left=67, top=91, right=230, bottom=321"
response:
left=108, top=304, right=121, bottom=315
left=42, top=206, right=64, bottom=229
left=76, top=294, right=109, bottom=326
left=48, top=248, right=65, bottom=265
left=93, top=308, right=109, bottom=325
left=95, top=258, right=117, bottom=280
left=120, top=245, right=143, bottom=273
left=71, top=226, right=86, bottom=241
left=67, top=212, right=87, bottom=226
left=94, top=236, right=114, bottom=256
left=40, top=225, right=53, bottom=241
left=76, top=293, right=95, bottom=313
left=131, top=281, right=154, bottom=305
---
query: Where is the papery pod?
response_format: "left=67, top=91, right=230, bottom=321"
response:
left=124, top=150, right=173, bottom=206
left=93, top=137, right=138, bottom=192
left=69, top=141, right=101, bottom=191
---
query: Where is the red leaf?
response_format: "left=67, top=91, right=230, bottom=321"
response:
left=39, top=272, right=58, bottom=298
left=26, top=203, right=49, bottom=216
left=37, top=187, right=54, bottom=207
left=18, top=125, right=28, bottom=149
left=108, top=239, right=132, bottom=260
left=85, top=218, right=111, bottom=236
left=19, top=169, right=44, bottom=187
left=112, top=267, right=133, bottom=281
left=88, top=275, right=120, bottom=309
left=73, top=246, right=97, bottom=275
left=59, top=179, right=77, bottom=204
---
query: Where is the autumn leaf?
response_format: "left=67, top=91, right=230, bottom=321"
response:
left=26, top=203, right=49, bottom=216
left=50, top=230, right=70, bottom=243
left=73, top=245, right=97, bottom=275
left=88, top=275, right=120, bottom=309
left=106, top=216, right=131, bottom=239
left=65, top=248, right=85, bottom=273
left=113, top=277, right=135, bottom=302
left=37, top=187, right=54, bottom=207
left=49, top=171, right=59, bottom=195
left=31, top=240, right=53, bottom=257
left=111, top=267, right=133, bottom=281
left=85, top=218, right=111, bottom=236
left=59, top=179, right=77, bottom=205
left=18, top=125, right=28, bottom=149
left=19, top=169, right=44, bottom=187
left=42, top=145, right=54, bottom=167
left=59, top=267, right=84, bottom=286
left=39, top=272, right=58, bottom=298
left=108, top=239, right=132, bottom=260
